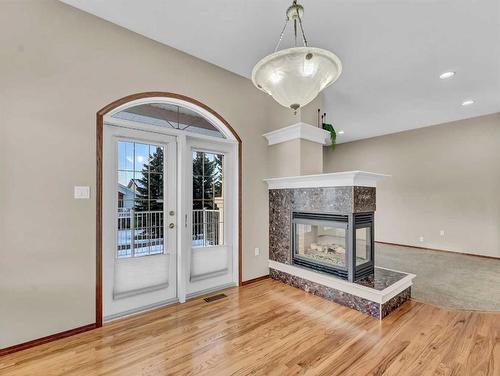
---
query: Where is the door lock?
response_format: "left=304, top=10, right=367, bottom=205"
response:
left=169, top=223, right=175, bottom=229
left=169, top=210, right=175, bottom=216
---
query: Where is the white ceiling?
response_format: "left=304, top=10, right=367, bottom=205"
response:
left=62, top=0, right=500, bottom=143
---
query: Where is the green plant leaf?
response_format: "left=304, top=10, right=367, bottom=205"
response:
left=322, top=123, right=336, bottom=150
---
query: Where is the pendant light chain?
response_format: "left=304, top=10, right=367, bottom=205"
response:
left=296, top=9, right=308, bottom=47
left=294, top=19, right=298, bottom=46
left=274, top=0, right=309, bottom=52
left=274, top=18, right=289, bottom=52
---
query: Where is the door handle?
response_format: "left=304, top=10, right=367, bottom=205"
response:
left=169, top=223, right=175, bottom=229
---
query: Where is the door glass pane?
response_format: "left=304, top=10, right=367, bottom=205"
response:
left=356, top=227, right=371, bottom=265
left=117, top=141, right=165, bottom=258
left=192, top=150, right=224, bottom=247
left=134, top=143, right=149, bottom=171
left=118, top=142, right=134, bottom=171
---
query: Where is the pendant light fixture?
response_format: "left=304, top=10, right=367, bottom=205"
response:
left=252, top=1, right=342, bottom=112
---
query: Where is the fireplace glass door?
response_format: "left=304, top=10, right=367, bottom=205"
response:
left=294, top=218, right=348, bottom=270
left=292, top=212, right=374, bottom=281
left=355, top=226, right=372, bottom=266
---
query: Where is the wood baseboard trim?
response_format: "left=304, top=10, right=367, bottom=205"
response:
left=376, top=241, right=500, bottom=260
left=0, top=323, right=97, bottom=357
left=241, top=275, right=270, bottom=286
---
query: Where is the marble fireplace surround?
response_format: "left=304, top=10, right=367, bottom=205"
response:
left=265, top=171, right=416, bottom=319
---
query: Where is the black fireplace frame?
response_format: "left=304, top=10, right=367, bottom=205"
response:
left=291, top=211, right=375, bottom=282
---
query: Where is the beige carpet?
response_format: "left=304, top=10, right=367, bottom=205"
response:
left=376, top=243, right=500, bottom=311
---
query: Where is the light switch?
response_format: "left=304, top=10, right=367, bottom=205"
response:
left=74, top=186, right=90, bottom=199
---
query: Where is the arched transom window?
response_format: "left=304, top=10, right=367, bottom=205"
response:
left=112, top=102, right=225, bottom=139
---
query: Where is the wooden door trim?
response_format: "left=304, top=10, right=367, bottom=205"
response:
left=96, top=92, right=243, bottom=327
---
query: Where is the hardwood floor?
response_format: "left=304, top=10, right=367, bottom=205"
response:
left=1, top=279, right=499, bottom=375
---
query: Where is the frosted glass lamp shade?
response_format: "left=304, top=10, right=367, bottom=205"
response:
left=252, top=47, right=342, bottom=110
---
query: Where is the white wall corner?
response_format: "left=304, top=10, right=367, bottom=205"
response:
left=263, top=122, right=330, bottom=146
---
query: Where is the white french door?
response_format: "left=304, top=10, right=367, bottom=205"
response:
left=184, top=137, right=237, bottom=297
left=103, top=125, right=177, bottom=320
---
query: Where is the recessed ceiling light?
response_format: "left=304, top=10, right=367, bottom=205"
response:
left=440, top=71, right=455, bottom=79
left=338, top=130, right=345, bottom=135
left=461, top=100, right=474, bottom=106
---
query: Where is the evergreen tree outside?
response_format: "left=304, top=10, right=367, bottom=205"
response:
left=135, top=146, right=164, bottom=211
left=192, top=151, right=224, bottom=246
left=134, top=146, right=164, bottom=240
left=192, top=151, right=223, bottom=210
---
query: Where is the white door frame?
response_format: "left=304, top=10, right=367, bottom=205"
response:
left=102, top=96, right=239, bottom=309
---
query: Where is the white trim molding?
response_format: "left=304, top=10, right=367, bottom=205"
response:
left=269, top=260, right=415, bottom=304
left=263, top=122, right=330, bottom=146
left=264, top=171, right=390, bottom=189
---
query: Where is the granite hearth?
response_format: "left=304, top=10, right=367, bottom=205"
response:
left=270, top=264, right=412, bottom=319
left=265, top=171, right=415, bottom=319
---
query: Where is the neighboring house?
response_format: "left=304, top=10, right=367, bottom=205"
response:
left=117, top=183, right=135, bottom=209
left=127, top=178, right=144, bottom=194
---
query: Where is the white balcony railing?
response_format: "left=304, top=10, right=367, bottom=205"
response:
left=192, top=209, right=223, bottom=247
left=117, top=209, right=163, bottom=258
left=116, top=208, right=223, bottom=258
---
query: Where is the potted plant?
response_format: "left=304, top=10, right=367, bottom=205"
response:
left=319, top=111, right=336, bottom=150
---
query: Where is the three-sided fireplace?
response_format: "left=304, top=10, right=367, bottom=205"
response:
left=292, top=211, right=375, bottom=282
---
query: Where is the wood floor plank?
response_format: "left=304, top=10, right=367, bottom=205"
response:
left=1, top=279, right=500, bottom=376
left=381, top=305, right=457, bottom=376
left=304, top=301, right=425, bottom=376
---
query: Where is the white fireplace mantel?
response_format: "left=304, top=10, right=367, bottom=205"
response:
left=264, top=171, right=390, bottom=190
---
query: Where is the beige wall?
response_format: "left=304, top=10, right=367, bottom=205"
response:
left=298, top=95, right=324, bottom=127
left=0, top=0, right=305, bottom=348
left=300, top=139, right=324, bottom=175
left=266, top=95, right=325, bottom=178
left=324, top=113, right=500, bottom=257
left=265, top=95, right=322, bottom=133
left=267, top=139, right=323, bottom=178
left=268, top=140, right=302, bottom=178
